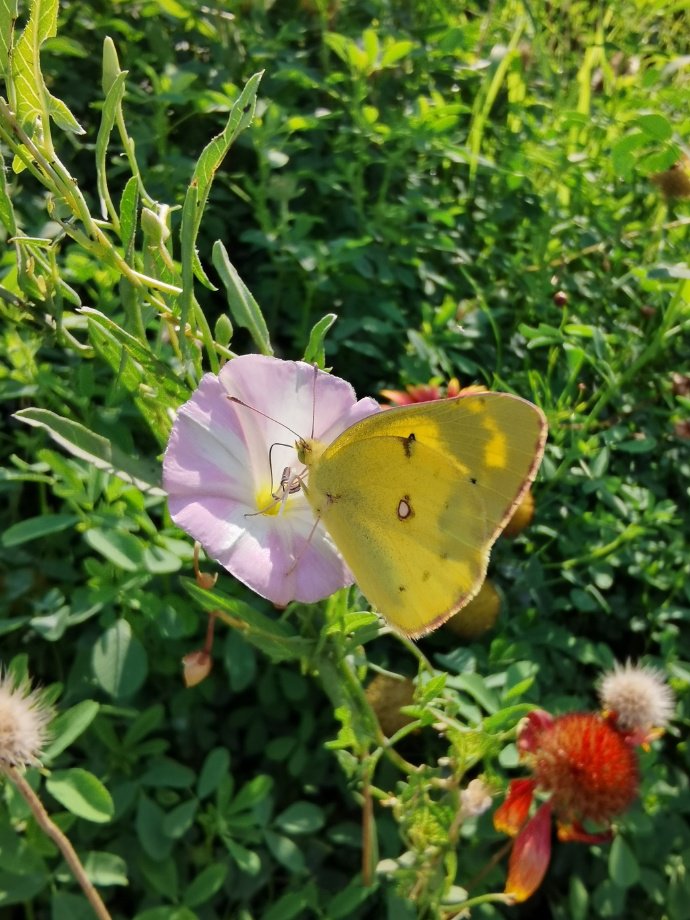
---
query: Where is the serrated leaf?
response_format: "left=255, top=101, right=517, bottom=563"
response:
left=46, top=768, right=114, bottom=823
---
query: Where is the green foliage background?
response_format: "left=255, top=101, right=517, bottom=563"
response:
left=1, top=0, right=689, bottom=918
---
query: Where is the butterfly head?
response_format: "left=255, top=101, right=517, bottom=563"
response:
left=296, top=436, right=326, bottom=470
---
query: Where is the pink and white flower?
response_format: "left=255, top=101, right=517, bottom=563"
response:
left=163, top=355, right=380, bottom=606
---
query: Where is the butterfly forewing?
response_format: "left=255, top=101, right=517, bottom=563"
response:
left=304, top=392, right=547, bottom=637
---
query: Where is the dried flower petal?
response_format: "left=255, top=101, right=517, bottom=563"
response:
left=0, top=672, right=52, bottom=767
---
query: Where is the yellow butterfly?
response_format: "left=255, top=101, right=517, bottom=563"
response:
left=296, top=392, right=547, bottom=637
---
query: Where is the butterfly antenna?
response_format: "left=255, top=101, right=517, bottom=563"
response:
left=228, top=395, right=303, bottom=440
left=310, top=364, right=318, bottom=438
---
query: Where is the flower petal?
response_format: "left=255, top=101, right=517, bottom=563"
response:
left=518, top=709, right=554, bottom=755
left=494, top=778, right=536, bottom=836
left=163, top=355, right=380, bottom=605
left=505, top=802, right=552, bottom=903
left=556, top=820, right=613, bottom=845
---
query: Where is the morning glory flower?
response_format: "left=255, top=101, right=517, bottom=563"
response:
left=162, top=354, right=380, bottom=606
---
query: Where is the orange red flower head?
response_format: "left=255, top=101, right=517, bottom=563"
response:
left=494, top=663, right=674, bottom=904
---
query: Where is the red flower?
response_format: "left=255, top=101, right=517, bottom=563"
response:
left=494, top=710, right=642, bottom=902
left=504, top=803, right=552, bottom=904
left=380, top=378, right=463, bottom=406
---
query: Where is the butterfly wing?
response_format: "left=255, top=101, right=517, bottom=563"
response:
left=305, top=392, right=547, bottom=637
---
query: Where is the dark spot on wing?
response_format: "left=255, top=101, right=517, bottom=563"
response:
left=400, top=432, right=416, bottom=458
left=422, top=571, right=430, bottom=582
left=398, top=585, right=406, bottom=593
left=470, top=476, right=477, bottom=485
left=440, top=551, right=449, bottom=560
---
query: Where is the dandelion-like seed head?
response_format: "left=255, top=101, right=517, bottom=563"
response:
left=0, top=672, right=52, bottom=768
left=526, top=712, right=639, bottom=825
left=598, top=661, right=675, bottom=735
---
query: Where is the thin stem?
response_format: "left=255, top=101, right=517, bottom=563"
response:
left=4, top=765, right=112, bottom=920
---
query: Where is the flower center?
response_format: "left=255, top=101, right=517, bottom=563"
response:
left=255, top=484, right=282, bottom=516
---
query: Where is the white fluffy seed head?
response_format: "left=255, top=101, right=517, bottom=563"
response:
left=0, top=672, right=52, bottom=767
left=598, top=661, right=675, bottom=733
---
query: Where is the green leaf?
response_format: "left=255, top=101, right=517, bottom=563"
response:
left=14, top=407, right=164, bottom=494
left=83, top=851, right=129, bottom=887
left=182, top=71, right=263, bottom=290
left=264, top=830, right=305, bottom=873
left=183, top=863, right=228, bottom=908
left=261, top=889, right=312, bottom=920
left=274, top=801, right=325, bottom=835
left=51, top=892, right=98, bottom=920
left=47, top=92, right=84, bottom=134
left=92, top=619, right=148, bottom=700
left=197, top=747, right=231, bottom=800
left=227, top=774, right=273, bottom=815
left=212, top=240, right=272, bottom=356
left=136, top=795, right=173, bottom=861
left=43, top=700, right=100, bottom=761
left=96, top=69, right=127, bottom=221
left=223, top=837, right=261, bottom=875
left=140, top=757, right=196, bottom=789
left=12, top=0, right=58, bottom=127
left=450, top=673, right=499, bottom=714
left=636, top=113, right=672, bottom=141
left=608, top=835, right=640, bottom=888
left=326, top=879, right=375, bottom=919
left=162, top=800, right=198, bottom=839
left=569, top=874, right=590, bottom=920
left=183, top=580, right=315, bottom=663
left=1, top=513, right=78, bottom=547
left=0, top=870, right=47, bottom=907
left=0, top=0, right=18, bottom=76
left=303, top=313, right=337, bottom=367
left=81, top=308, right=188, bottom=445
left=84, top=528, right=145, bottom=571
left=46, top=768, right=114, bottom=823
left=0, top=147, right=18, bottom=234
left=134, top=910, right=197, bottom=920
